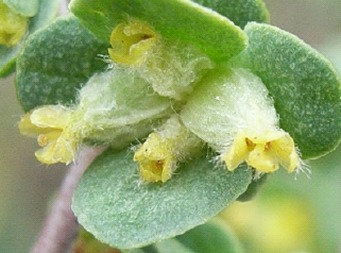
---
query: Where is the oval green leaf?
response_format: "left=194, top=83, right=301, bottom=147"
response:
left=16, top=15, right=108, bottom=112
left=236, top=22, right=341, bottom=159
left=70, top=0, right=247, bottom=62
left=72, top=148, right=252, bottom=249
left=192, top=0, right=269, bottom=28
left=0, top=0, right=59, bottom=77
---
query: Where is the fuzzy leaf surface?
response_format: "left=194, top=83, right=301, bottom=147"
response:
left=16, top=15, right=108, bottom=112
left=236, top=22, right=341, bottom=158
left=70, top=0, right=247, bottom=62
left=192, top=0, right=269, bottom=28
left=72, top=148, right=252, bottom=249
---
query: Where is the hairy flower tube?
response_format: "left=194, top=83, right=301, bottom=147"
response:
left=134, top=115, right=203, bottom=183
left=0, top=0, right=27, bottom=47
left=19, top=68, right=174, bottom=164
left=109, top=20, right=214, bottom=100
left=181, top=68, right=301, bottom=174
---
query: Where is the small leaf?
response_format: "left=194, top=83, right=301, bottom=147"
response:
left=72, top=148, right=252, bottom=249
left=70, top=0, right=247, bottom=62
left=16, top=15, right=108, bottom=112
left=0, top=0, right=59, bottom=77
left=176, top=219, right=244, bottom=253
left=192, top=0, right=269, bottom=28
left=4, top=0, right=39, bottom=17
left=236, top=22, right=341, bottom=158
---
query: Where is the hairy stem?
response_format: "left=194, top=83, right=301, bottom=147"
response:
left=30, top=147, right=104, bottom=253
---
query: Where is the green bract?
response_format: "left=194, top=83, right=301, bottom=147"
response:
left=78, top=68, right=173, bottom=149
left=16, top=15, right=108, bottom=112
left=0, top=0, right=59, bottom=77
left=72, top=149, right=252, bottom=249
left=70, top=0, right=247, bottom=62
left=235, top=22, right=341, bottom=158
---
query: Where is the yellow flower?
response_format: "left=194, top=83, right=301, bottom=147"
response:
left=223, top=129, right=300, bottom=173
left=134, top=115, right=203, bottom=183
left=108, top=20, right=158, bottom=65
left=134, top=132, right=176, bottom=183
left=0, top=1, right=28, bottom=47
left=19, top=105, right=79, bottom=165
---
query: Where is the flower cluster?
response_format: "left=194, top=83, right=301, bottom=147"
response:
left=19, top=0, right=341, bottom=183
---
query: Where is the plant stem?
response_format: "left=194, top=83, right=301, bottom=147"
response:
left=30, top=147, right=104, bottom=253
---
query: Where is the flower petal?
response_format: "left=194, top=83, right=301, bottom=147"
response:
left=35, top=133, right=78, bottom=165
left=30, top=105, right=72, bottom=129
left=134, top=133, right=175, bottom=183
left=271, top=134, right=300, bottom=173
left=18, top=112, right=53, bottom=136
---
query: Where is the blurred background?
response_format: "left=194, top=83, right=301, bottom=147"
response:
left=0, top=0, right=340, bottom=252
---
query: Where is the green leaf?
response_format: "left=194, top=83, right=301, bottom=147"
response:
left=4, top=0, right=39, bottom=17
left=176, top=219, right=243, bottom=253
left=0, top=0, right=59, bottom=77
left=16, top=15, right=108, bottom=112
left=72, top=148, right=252, bottom=249
left=237, top=175, right=267, bottom=201
left=154, top=239, right=195, bottom=253
left=70, top=0, right=247, bottom=62
left=192, top=0, right=269, bottom=28
left=235, top=22, right=341, bottom=158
